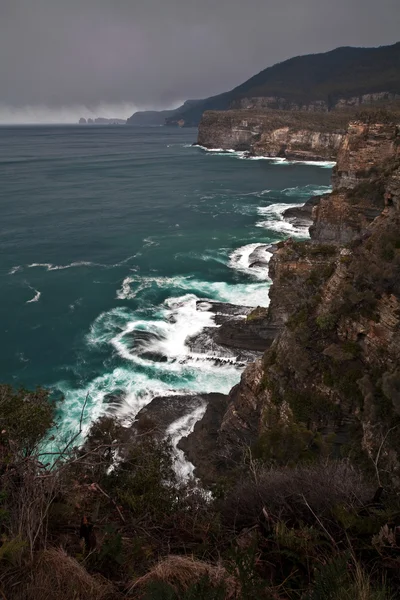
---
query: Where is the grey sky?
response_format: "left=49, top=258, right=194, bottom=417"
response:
left=1, top=0, right=399, bottom=121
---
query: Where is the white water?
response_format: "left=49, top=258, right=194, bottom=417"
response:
left=256, top=203, right=310, bottom=237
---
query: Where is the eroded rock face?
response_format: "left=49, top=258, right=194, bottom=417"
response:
left=197, top=110, right=346, bottom=160
left=311, top=121, right=400, bottom=244
left=230, top=92, right=400, bottom=113
left=184, top=118, right=400, bottom=486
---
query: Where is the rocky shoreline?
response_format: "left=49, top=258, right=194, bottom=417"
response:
left=130, top=199, right=317, bottom=473
left=197, top=110, right=347, bottom=161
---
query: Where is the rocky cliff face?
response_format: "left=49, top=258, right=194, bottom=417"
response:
left=197, top=110, right=346, bottom=160
left=230, top=92, right=400, bottom=113
left=183, top=117, right=400, bottom=486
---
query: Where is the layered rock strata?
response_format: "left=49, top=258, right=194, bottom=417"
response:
left=197, top=110, right=347, bottom=160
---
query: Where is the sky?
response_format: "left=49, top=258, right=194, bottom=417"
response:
left=1, top=0, right=399, bottom=123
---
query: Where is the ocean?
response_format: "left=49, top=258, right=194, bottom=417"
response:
left=0, top=125, right=332, bottom=443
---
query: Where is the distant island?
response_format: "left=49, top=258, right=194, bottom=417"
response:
left=79, top=117, right=126, bottom=125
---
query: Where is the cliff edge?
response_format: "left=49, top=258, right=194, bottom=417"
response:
left=197, top=109, right=348, bottom=160
left=181, top=115, right=400, bottom=486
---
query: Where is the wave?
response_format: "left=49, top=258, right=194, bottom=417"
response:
left=10, top=254, right=139, bottom=275
left=229, top=243, right=272, bottom=281
left=26, top=289, right=41, bottom=303
left=54, top=295, right=244, bottom=444
left=9, top=266, right=22, bottom=275
left=116, top=273, right=270, bottom=307
left=193, top=146, right=336, bottom=167
left=167, top=403, right=208, bottom=478
left=28, top=261, right=94, bottom=271
left=282, top=184, right=332, bottom=197
left=194, top=145, right=248, bottom=159
left=256, top=203, right=310, bottom=238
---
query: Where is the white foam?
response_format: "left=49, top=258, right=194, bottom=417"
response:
left=256, top=203, right=310, bottom=238
left=194, top=145, right=248, bottom=159
left=28, top=261, right=94, bottom=271
left=17, top=254, right=138, bottom=274
left=116, top=273, right=270, bottom=308
left=229, top=243, right=272, bottom=282
left=282, top=184, right=332, bottom=198
left=196, top=147, right=336, bottom=168
left=26, top=289, right=41, bottom=303
left=9, top=266, right=22, bottom=275
left=166, top=403, right=208, bottom=478
left=247, top=156, right=286, bottom=162
left=290, top=160, right=336, bottom=168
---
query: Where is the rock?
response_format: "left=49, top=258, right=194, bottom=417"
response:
left=216, top=319, right=276, bottom=352
left=311, top=121, right=400, bottom=243
left=178, top=394, right=229, bottom=484
left=282, top=195, right=322, bottom=222
left=132, top=393, right=226, bottom=440
left=197, top=110, right=346, bottom=160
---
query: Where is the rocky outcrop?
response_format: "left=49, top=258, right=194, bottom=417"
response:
left=311, top=121, right=400, bottom=243
left=184, top=117, right=400, bottom=486
left=197, top=110, right=346, bottom=160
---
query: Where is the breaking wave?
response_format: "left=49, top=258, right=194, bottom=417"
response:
left=256, top=203, right=310, bottom=237
left=194, top=145, right=336, bottom=167
left=229, top=243, right=272, bottom=281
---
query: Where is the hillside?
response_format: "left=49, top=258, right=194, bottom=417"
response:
left=126, top=99, right=200, bottom=126
left=164, top=42, right=400, bottom=126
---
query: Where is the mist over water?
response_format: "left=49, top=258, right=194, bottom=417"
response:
left=0, top=102, right=181, bottom=125
left=0, top=125, right=331, bottom=445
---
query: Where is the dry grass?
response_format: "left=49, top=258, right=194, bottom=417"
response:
left=3, top=547, right=119, bottom=600
left=128, top=555, right=238, bottom=598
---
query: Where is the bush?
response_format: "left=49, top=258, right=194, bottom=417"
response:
left=0, top=385, right=55, bottom=456
left=316, top=314, right=337, bottom=331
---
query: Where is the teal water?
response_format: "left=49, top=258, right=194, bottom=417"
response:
left=0, top=125, right=332, bottom=437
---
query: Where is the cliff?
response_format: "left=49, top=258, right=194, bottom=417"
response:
left=166, top=42, right=400, bottom=126
left=181, top=117, right=400, bottom=486
left=197, top=109, right=347, bottom=160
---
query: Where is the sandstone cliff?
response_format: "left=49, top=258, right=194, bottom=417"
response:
left=181, top=117, right=400, bottom=486
left=230, top=92, right=400, bottom=113
left=197, top=110, right=347, bottom=160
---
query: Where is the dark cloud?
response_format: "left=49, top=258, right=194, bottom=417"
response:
left=0, top=0, right=399, bottom=121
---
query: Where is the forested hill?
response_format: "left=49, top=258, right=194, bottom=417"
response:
left=163, top=42, right=400, bottom=126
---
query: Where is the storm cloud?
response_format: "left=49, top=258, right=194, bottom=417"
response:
left=1, top=0, right=399, bottom=122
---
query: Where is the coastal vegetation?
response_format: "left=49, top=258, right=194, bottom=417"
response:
left=0, top=383, right=398, bottom=599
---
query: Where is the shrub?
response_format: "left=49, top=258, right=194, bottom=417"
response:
left=0, top=384, right=55, bottom=456
left=316, top=314, right=337, bottom=331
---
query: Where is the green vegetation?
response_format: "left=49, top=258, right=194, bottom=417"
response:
left=0, top=383, right=399, bottom=599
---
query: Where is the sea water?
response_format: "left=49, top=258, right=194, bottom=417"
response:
left=0, top=125, right=332, bottom=441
